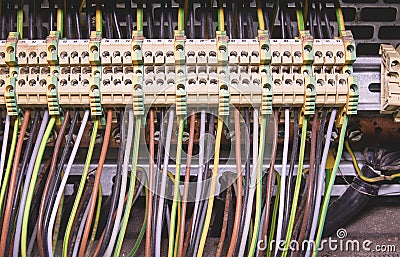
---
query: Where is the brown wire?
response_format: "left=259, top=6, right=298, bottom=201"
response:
left=259, top=109, right=279, bottom=256
left=293, top=114, right=318, bottom=257
left=78, top=109, right=112, bottom=256
left=36, top=110, right=70, bottom=257
left=216, top=184, right=232, bottom=257
left=0, top=109, right=30, bottom=256
left=226, top=108, right=243, bottom=257
left=145, top=109, right=155, bottom=257
left=182, top=211, right=194, bottom=256
left=177, top=111, right=196, bottom=257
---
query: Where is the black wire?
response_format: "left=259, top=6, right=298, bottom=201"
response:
left=29, top=1, right=35, bottom=39
left=226, top=2, right=233, bottom=39
left=167, top=1, right=173, bottom=39
left=321, top=2, right=333, bottom=39
left=284, top=1, right=293, bottom=39
left=188, top=2, right=195, bottom=39
left=315, top=2, right=324, bottom=39
left=145, top=2, right=154, bottom=39
left=97, top=110, right=125, bottom=257
left=66, top=3, right=73, bottom=39
left=112, top=6, right=122, bottom=39
left=74, top=5, right=82, bottom=39
left=207, top=1, right=213, bottom=39
left=86, top=0, right=92, bottom=38
left=246, top=2, right=254, bottom=39
left=0, top=4, right=6, bottom=39
left=309, top=3, right=315, bottom=37
left=126, top=0, right=133, bottom=38
left=42, top=110, right=78, bottom=256
left=9, top=1, right=15, bottom=33
left=200, top=2, right=206, bottom=39
left=3, top=110, right=39, bottom=257
left=160, top=2, right=165, bottom=38
left=233, top=108, right=251, bottom=256
left=280, top=6, right=285, bottom=39
left=238, top=4, right=244, bottom=39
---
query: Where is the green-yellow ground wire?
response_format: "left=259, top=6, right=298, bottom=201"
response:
left=137, top=4, right=143, bottom=32
left=114, top=118, right=142, bottom=257
left=218, top=0, right=224, bottom=31
left=296, top=4, right=305, bottom=31
left=17, top=7, right=23, bottom=36
left=57, top=6, right=64, bottom=37
left=248, top=115, right=267, bottom=257
left=335, top=3, right=346, bottom=32
left=53, top=185, right=65, bottom=253
left=256, top=0, right=265, bottom=30
left=282, top=116, right=308, bottom=257
left=167, top=117, right=185, bottom=257
left=196, top=118, right=224, bottom=257
left=85, top=185, right=102, bottom=256
left=267, top=173, right=281, bottom=257
left=62, top=119, right=99, bottom=257
left=0, top=117, right=19, bottom=214
left=21, top=116, right=56, bottom=257
left=312, top=114, right=349, bottom=257
left=178, top=5, right=185, bottom=31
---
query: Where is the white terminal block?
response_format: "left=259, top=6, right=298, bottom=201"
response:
left=57, top=39, right=91, bottom=107
left=380, top=44, right=400, bottom=120
left=16, top=40, right=49, bottom=107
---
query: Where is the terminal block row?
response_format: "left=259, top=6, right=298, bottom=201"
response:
left=0, top=31, right=358, bottom=119
left=380, top=44, right=400, bottom=121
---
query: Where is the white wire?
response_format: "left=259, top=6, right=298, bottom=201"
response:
left=190, top=110, right=206, bottom=241
left=237, top=108, right=259, bottom=257
left=13, top=110, right=49, bottom=257
left=47, top=109, right=90, bottom=257
left=274, top=108, right=290, bottom=256
left=0, top=113, right=10, bottom=187
left=155, top=109, right=175, bottom=257
left=305, top=109, right=337, bottom=257
left=104, top=110, right=134, bottom=257
left=72, top=201, right=90, bottom=257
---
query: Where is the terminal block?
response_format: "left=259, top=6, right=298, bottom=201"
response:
left=380, top=44, right=400, bottom=121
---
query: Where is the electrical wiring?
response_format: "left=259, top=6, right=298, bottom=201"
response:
left=112, top=6, right=122, bottom=39
left=0, top=113, right=10, bottom=198
left=294, top=114, right=319, bottom=257
left=189, top=110, right=206, bottom=249
left=95, top=2, right=102, bottom=33
left=167, top=114, right=185, bottom=257
left=79, top=109, right=112, bottom=256
left=113, top=117, right=142, bottom=257
left=178, top=112, right=196, bottom=257
left=95, top=110, right=125, bottom=257
left=21, top=115, right=55, bottom=257
left=36, top=110, right=70, bottom=257
left=85, top=184, right=102, bottom=256
left=4, top=110, right=39, bottom=256
left=321, top=3, right=333, bottom=40
left=13, top=110, right=49, bottom=257
left=259, top=110, right=279, bottom=257
left=236, top=109, right=259, bottom=257
left=246, top=2, right=254, bottom=39
left=275, top=108, right=290, bottom=255
left=312, top=114, right=349, bottom=257
left=154, top=109, right=174, bottom=257
left=0, top=116, right=19, bottom=214
left=53, top=182, right=65, bottom=253
left=226, top=108, right=243, bottom=256
left=281, top=116, right=307, bottom=257
left=270, top=0, right=280, bottom=35
left=296, top=0, right=305, bottom=31
left=146, top=109, right=155, bottom=257
left=102, top=110, right=133, bottom=257
left=62, top=118, right=99, bottom=257
left=17, top=2, right=23, bottom=37
left=233, top=108, right=251, bottom=256
left=125, top=0, right=132, bottom=38
left=216, top=184, right=232, bottom=257
left=160, top=2, right=165, bottom=38
left=256, top=0, right=265, bottom=30
left=72, top=201, right=90, bottom=257
left=0, top=110, right=30, bottom=257
left=42, top=111, right=79, bottom=256
left=267, top=173, right=281, bottom=257
left=57, top=1, right=64, bottom=37
left=305, top=109, right=337, bottom=257
left=196, top=117, right=224, bottom=257
left=145, top=2, right=154, bottom=38
left=137, top=2, right=143, bottom=32
left=237, top=3, right=244, bottom=39
left=46, top=110, right=90, bottom=257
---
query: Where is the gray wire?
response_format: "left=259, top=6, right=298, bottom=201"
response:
left=305, top=109, right=337, bottom=257
left=27, top=219, right=38, bottom=257
left=155, top=109, right=175, bottom=257
left=0, top=113, right=10, bottom=187
left=104, top=110, right=134, bottom=257
left=190, top=110, right=206, bottom=241
left=237, top=109, right=259, bottom=257
left=72, top=200, right=91, bottom=257
left=275, top=108, right=290, bottom=256
left=47, top=110, right=90, bottom=257
left=13, top=111, right=49, bottom=257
